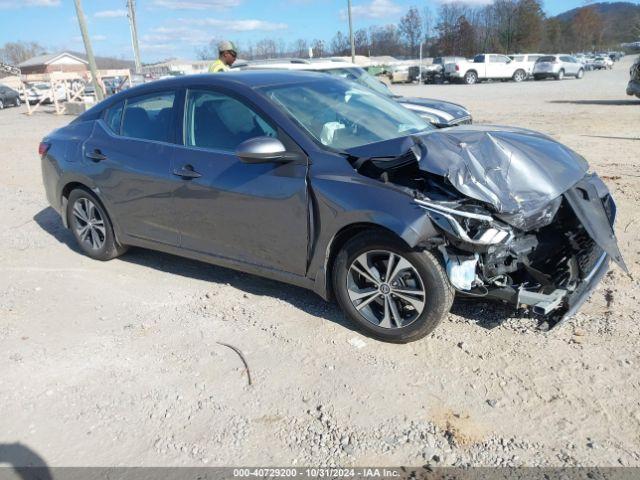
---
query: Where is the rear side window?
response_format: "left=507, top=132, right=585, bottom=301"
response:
left=474, top=55, right=485, bottom=63
left=121, top=91, right=176, bottom=143
left=104, top=101, right=124, bottom=134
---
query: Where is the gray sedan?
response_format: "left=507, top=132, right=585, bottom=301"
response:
left=40, top=71, right=624, bottom=342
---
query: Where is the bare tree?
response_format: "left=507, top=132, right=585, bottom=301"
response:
left=399, top=6, right=423, bottom=57
left=330, top=31, right=350, bottom=56
left=311, top=39, right=325, bottom=58
left=572, top=7, right=603, bottom=51
left=0, top=41, right=46, bottom=65
left=354, top=29, right=369, bottom=56
left=291, top=38, right=309, bottom=58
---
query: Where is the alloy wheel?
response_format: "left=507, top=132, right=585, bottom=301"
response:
left=72, top=197, right=106, bottom=251
left=346, top=250, right=426, bottom=329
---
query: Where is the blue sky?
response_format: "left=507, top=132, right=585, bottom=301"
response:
left=0, top=0, right=634, bottom=62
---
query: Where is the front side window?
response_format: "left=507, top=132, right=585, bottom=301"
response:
left=121, top=91, right=176, bottom=143
left=184, top=89, right=277, bottom=151
left=261, top=80, right=431, bottom=150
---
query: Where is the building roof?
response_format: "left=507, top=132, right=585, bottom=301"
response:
left=18, top=52, right=87, bottom=67
left=18, top=51, right=135, bottom=70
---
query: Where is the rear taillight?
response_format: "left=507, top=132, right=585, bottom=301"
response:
left=455, top=65, right=460, bottom=71
left=38, top=142, right=51, bottom=157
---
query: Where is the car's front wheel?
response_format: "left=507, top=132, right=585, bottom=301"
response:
left=576, top=69, right=584, bottom=79
left=14, top=97, right=21, bottom=106
left=556, top=69, right=564, bottom=80
left=332, top=231, right=454, bottom=343
left=67, top=189, right=128, bottom=261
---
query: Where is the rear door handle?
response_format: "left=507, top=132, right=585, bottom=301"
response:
left=173, top=165, right=202, bottom=179
left=85, top=149, right=107, bottom=162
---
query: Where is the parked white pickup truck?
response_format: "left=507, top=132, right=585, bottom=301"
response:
left=445, top=54, right=528, bottom=84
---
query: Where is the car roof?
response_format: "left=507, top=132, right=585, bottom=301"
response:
left=112, top=70, right=332, bottom=98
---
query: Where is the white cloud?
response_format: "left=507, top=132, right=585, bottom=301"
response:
left=179, top=18, right=288, bottom=32
left=341, top=0, right=402, bottom=20
left=151, top=0, right=240, bottom=9
left=0, top=0, right=59, bottom=8
left=95, top=9, right=127, bottom=18
left=142, top=26, right=211, bottom=46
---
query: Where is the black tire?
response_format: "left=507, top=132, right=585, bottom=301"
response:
left=533, top=75, right=543, bottom=81
left=464, top=71, right=478, bottom=85
left=14, top=97, right=21, bottom=106
left=0, top=100, right=4, bottom=110
left=66, top=188, right=127, bottom=261
left=576, top=68, right=584, bottom=79
left=512, top=69, right=526, bottom=82
left=332, top=231, right=454, bottom=343
left=556, top=69, right=564, bottom=80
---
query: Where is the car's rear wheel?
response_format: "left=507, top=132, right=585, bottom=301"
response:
left=556, top=70, right=564, bottom=80
left=533, top=75, right=543, bottom=81
left=14, top=97, right=21, bottom=106
left=512, top=69, right=526, bottom=82
left=67, top=189, right=127, bottom=261
left=464, top=71, right=478, bottom=85
left=332, top=231, right=454, bottom=343
left=576, top=68, right=584, bottom=79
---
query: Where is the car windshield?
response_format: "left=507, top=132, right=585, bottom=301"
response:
left=260, top=79, right=432, bottom=150
left=322, top=67, right=393, bottom=97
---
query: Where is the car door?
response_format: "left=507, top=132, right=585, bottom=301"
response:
left=82, top=90, right=181, bottom=246
left=172, top=87, right=309, bottom=276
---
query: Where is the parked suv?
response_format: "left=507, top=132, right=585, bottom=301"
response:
left=40, top=71, right=625, bottom=342
left=508, top=53, right=544, bottom=77
left=533, top=55, right=585, bottom=80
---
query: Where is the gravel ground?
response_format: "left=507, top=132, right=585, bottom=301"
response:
left=0, top=57, right=639, bottom=468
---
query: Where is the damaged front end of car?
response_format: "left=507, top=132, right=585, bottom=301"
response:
left=347, top=126, right=627, bottom=327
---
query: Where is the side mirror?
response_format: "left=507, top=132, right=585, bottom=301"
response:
left=236, top=136, right=292, bottom=164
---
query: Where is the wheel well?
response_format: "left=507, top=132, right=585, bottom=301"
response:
left=466, top=70, right=477, bottom=76
left=61, top=181, right=91, bottom=202
left=324, top=223, right=409, bottom=301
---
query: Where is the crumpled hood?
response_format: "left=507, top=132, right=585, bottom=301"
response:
left=412, top=125, right=589, bottom=215
left=346, top=125, right=590, bottom=226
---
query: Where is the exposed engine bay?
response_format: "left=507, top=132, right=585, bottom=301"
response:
left=347, top=127, right=627, bottom=327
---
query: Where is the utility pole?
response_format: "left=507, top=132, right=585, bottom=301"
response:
left=73, top=0, right=104, bottom=101
left=126, top=0, right=142, bottom=73
left=347, top=0, right=355, bottom=63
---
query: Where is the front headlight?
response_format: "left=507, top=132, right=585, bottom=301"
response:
left=415, top=198, right=511, bottom=246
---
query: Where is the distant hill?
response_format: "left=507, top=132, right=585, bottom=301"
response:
left=554, top=2, right=640, bottom=44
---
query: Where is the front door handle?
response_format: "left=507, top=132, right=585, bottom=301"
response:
left=173, top=165, right=202, bottom=179
left=86, top=149, right=107, bottom=162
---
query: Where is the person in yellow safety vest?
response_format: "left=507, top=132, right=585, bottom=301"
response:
left=208, top=40, right=238, bottom=73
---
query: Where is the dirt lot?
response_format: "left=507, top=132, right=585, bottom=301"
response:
left=1, top=57, right=639, bottom=468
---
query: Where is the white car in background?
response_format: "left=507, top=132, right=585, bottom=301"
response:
left=533, top=55, right=585, bottom=80
left=593, top=56, right=613, bottom=70
left=445, top=53, right=529, bottom=84
left=27, top=82, right=66, bottom=105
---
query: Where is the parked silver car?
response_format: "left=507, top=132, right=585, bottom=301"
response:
left=533, top=55, right=585, bottom=80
